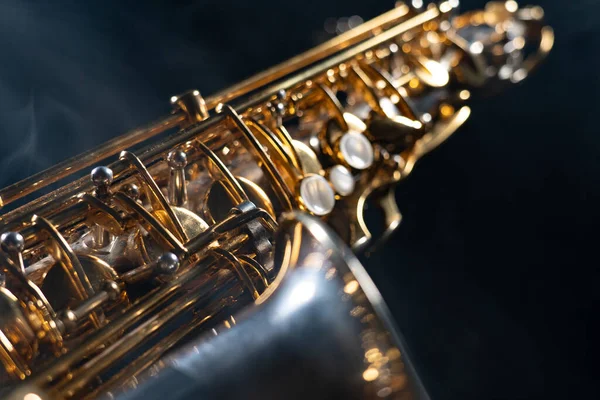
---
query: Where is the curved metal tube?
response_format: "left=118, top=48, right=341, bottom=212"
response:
left=108, top=212, right=429, bottom=400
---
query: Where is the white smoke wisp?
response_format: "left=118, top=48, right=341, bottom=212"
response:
left=0, top=89, right=50, bottom=180
left=0, top=1, right=159, bottom=189
left=0, top=0, right=311, bottom=191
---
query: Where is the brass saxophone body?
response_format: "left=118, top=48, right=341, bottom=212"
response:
left=0, top=2, right=552, bottom=399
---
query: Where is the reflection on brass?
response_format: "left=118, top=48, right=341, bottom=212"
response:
left=119, top=151, right=188, bottom=242
left=410, top=55, right=450, bottom=88
left=40, top=254, right=119, bottom=313
left=367, top=112, right=424, bottom=152
left=314, top=83, right=350, bottom=132
left=170, top=90, right=209, bottom=125
left=292, top=140, right=323, bottom=175
left=31, top=216, right=102, bottom=329
left=112, top=192, right=186, bottom=255
left=359, top=62, right=418, bottom=120
left=205, top=177, right=275, bottom=225
left=190, top=140, right=249, bottom=205
left=272, top=125, right=303, bottom=172
left=0, top=2, right=551, bottom=399
left=0, top=287, right=36, bottom=380
left=451, top=2, right=553, bottom=86
left=219, top=105, right=295, bottom=210
left=140, top=206, right=209, bottom=264
left=245, top=119, right=304, bottom=191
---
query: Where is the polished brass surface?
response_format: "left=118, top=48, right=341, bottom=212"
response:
left=205, top=177, right=275, bottom=224
left=0, top=2, right=552, bottom=399
left=170, top=90, right=209, bottom=125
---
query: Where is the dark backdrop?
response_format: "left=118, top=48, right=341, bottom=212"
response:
left=0, top=1, right=597, bottom=399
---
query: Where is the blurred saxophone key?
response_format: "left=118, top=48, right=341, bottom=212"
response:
left=378, top=96, right=402, bottom=118
left=447, top=2, right=553, bottom=87
left=269, top=91, right=288, bottom=127
left=292, top=140, right=323, bottom=175
left=367, top=113, right=423, bottom=152
left=411, top=56, right=450, bottom=88
left=170, top=90, right=209, bottom=124
left=328, top=165, right=355, bottom=196
left=338, top=130, right=374, bottom=170
left=4, top=384, right=50, bottom=400
left=299, top=174, right=336, bottom=216
left=167, top=149, right=188, bottom=207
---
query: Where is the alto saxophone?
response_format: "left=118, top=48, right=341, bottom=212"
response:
left=0, top=2, right=552, bottom=399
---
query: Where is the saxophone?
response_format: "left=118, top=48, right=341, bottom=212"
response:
left=0, top=2, right=552, bottom=399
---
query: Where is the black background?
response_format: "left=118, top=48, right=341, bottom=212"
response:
left=0, top=1, right=597, bottom=399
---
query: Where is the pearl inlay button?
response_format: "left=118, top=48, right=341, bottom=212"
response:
left=329, top=165, right=355, bottom=196
left=339, top=130, right=374, bottom=170
left=299, top=175, right=336, bottom=216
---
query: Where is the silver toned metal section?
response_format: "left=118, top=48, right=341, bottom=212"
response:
left=108, top=212, right=431, bottom=400
left=120, top=183, right=141, bottom=201
left=155, top=253, right=180, bottom=276
left=120, top=252, right=180, bottom=285
left=90, top=166, right=114, bottom=248
left=167, top=150, right=189, bottom=207
left=0, top=232, right=26, bottom=275
left=62, top=281, right=121, bottom=332
left=90, top=166, right=113, bottom=198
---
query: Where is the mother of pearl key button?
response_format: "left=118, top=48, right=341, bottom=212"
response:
left=339, top=130, right=374, bottom=170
